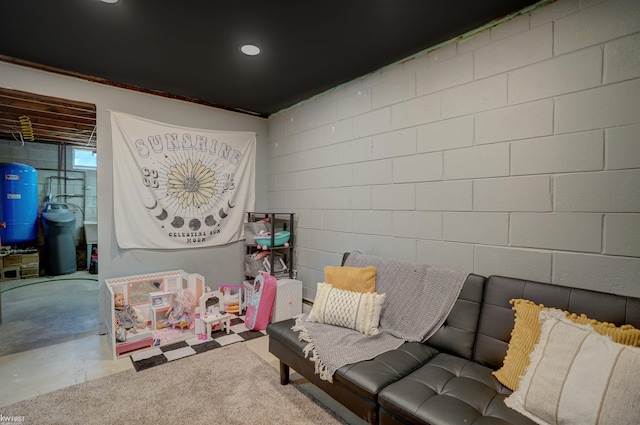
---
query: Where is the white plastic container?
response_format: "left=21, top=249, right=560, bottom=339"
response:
left=271, top=278, right=302, bottom=322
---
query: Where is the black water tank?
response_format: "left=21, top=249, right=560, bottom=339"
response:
left=41, top=203, right=77, bottom=275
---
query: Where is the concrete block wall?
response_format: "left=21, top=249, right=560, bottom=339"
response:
left=268, top=0, right=640, bottom=300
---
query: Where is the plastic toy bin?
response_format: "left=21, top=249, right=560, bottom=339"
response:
left=254, top=230, right=290, bottom=247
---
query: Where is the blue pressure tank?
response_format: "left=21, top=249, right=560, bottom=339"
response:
left=0, top=163, right=39, bottom=245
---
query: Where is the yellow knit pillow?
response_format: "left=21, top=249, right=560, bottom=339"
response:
left=324, top=265, right=376, bottom=293
left=493, top=299, right=640, bottom=391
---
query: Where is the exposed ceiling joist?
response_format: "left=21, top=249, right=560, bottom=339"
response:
left=0, top=87, right=96, bottom=146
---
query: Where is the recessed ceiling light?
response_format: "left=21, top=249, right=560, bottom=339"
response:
left=240, top=45, right=261, bottom=56
left=100, top=0, right=119, bottom=3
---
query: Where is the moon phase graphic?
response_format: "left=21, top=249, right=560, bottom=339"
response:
left=171, top=216, right=184, bottom=228
left=145, top=184, right=237, bottom=231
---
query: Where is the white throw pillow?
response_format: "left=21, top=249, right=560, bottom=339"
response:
left=505, top=309, right=640, bottom=425
left=308, top=282, right=385, bottom=336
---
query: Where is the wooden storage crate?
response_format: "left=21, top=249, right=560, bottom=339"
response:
left=21, top=264, right=39, bottom=279
left=21, top=253, right=39, bottom=266
left=3, top=255, right=22, bottom=268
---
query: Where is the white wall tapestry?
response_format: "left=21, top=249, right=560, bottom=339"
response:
left=110, top=111, right=256, bottom=249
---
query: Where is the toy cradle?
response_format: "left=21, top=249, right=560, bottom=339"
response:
left=254, top=230, right=290, bottom=248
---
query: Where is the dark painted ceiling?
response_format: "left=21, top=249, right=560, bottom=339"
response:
left=0, top=0, right=542, bottom=118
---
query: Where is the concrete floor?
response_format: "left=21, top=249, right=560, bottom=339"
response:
left=0, top=271, right=99, bottom=356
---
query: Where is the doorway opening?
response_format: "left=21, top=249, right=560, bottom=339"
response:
left=0, top=87, right=98, bottom=355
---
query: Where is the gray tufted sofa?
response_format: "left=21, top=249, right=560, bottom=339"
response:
left=266, top=253, right=640, bottom=425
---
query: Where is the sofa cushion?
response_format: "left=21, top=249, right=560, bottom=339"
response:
left=425, top=273, right=485, bottom=361
left=336, top=341, right=439, bottom=400
left=308, top=282, right=385, bottom=336
left=494, top=298, right=640, bottom=391
left=267, top=319, right=439, bottom=403
left=324, top=265, right=377, bottom=293
left=505, top=309, right=640, bottom=425
left=379, top=353, right=536, bottom=425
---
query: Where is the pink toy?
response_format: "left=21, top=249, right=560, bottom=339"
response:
left=244, top=273, right=277, bottom=331
left=195, top=307, right=206, bottom=340
left=219, top=285, right=244, bottom=314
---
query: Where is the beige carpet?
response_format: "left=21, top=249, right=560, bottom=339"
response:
left=0, top=343, right=347, bottom=425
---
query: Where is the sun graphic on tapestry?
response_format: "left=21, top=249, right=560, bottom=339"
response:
left=166, top=159, right=218, bottom=208
left=141, top=145, right=236, bottom=240
left=142, top=154, right=237, bottom=237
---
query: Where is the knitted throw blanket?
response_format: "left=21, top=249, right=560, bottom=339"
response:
left=293, top=252, right=469, bottom=382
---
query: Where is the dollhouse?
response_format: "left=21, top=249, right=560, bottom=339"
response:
left=105, top=270, right=205, bottom=359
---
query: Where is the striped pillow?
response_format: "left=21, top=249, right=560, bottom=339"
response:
left=308, top=282, right=385, bottom=336
left=505, top=309, right=640, bottom=425
left=493, top=299, right=640, bottom=391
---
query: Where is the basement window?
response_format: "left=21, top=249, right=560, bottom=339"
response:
left=73, top=147, right=97, bottom=170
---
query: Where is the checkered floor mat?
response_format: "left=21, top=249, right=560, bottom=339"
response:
left=129, top=316, right=266, bottom=372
